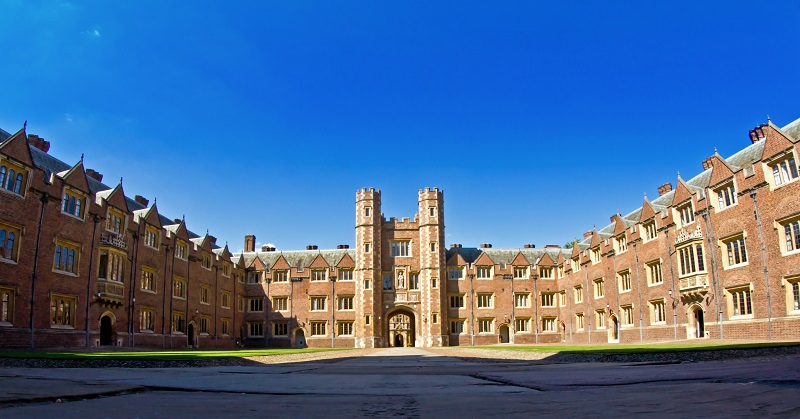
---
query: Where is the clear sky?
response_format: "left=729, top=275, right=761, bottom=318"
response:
left=2, top=1, right=799, bottom=252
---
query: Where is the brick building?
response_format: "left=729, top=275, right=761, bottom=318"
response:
left=1, top=116, right=799, bottom=349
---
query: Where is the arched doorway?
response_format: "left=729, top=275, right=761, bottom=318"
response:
left=100, top=315, right=114, bottom=346
left=387, top=310, right=415, bottom=347
left=692, top=306, right=705, bottom=338
left=499, top=324, right=510, bottom=343
left=187, top=323, right=195, bottom=348
left=560, top=321, right=567, bottom=342
left=294, top=329, right=306, bottom=348
left=608, top=315, right=619, bottom=343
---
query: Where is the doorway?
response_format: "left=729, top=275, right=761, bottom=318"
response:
left=187, top=323, right=195, bottom=348
left=499, top=324, right=510, bottom=343
left=387, top=310, right=415, bottom=347
left=693, top=307, right=705, bottom=338
left=294, top=329, right=306, bottom=348
left=608, top=315, right=619, bottom=343
left=100, top=315, right=113, bottom=346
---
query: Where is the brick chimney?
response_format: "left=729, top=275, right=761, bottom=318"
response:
left=480, top=243, right=492, bottom=249
left=27, top=134, right=50, bottom=153
left=86, top=169, right=104, bottom=182
left=658, top=182, right=673, bottom=196
left=749, top=124, right=767, bottom=143
left=583, top=231, right=593, bottom=239
left=208, top=235, right=217, bottom=245
left=244, top=234, right=255, bottom=252
left=702, top=157, right=714, bottom=170
left=134, top=195, right=149, bottom=207
left=523, top=244, right=535, bottom=248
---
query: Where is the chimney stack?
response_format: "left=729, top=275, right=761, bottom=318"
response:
left=523, top=244, right=536, bottom=249
left=658, top=182, right=673, bottom=196
left=86, top=169, right=104, bottom=182
left=702, top=157, right=714, bottom=170
left=749, top=124, right=767, bottom=143
left=244, top=234, right=255, bottom=252
left=134, top=195, right=149, bottom=207
left=480, top=243, right=492, bottom=249
left=27, top=134, right=50, bottom=153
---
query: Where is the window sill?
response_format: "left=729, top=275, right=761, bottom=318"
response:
left=145, top=244, right=159, bottom=250
left=141, top=289, right=157, bottom=294
left=772, top=177, right=799, bottom=191
left=173, top=296, right=186, bottom=300
left=652, top=321, right=666, bottom=325
left=200, top=302, right=210, bottom=305
left=0, top=257, right=17, bottom=265
left=53, top=270, right=78, bottom=277
left=50, top=324, right=75, bottom=329
left=0, top=188, right=24, bottom=199
left=648, top=282, right=664, bottom=287
left=140, top=330, right=155, bottom=334
left=729, top=314, right=754, bottom=320
left=715, top=202, right=739, bottom=212
left=60, top=212, right=85, bottom=221
left=619, top=290, right=631, bottom=294
left=0, top=321, right=12, bottom=327
left=781, top=249, right=800, bottom=257
left=723, top=262, right=749, bottom=270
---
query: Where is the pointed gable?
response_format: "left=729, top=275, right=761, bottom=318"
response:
left=59, top=160, right=91, bottom=193
left=141, top=203, right=163, bottom=228
left=640, top=197, right=658, bottom=221
left=537, top=251, right=556, bottom=267
left=707, top=154, right=736, bottom=188
left=100, top=183, right=130, bottom=212
left=309, top=254, right=330, bottom=269
left=556, top=251, right=566, bottom=265
left=249, top=256, right=267, bottom=270
left=336, top=253, right=355, bottom=268
left=672, top=178, right=694, bottom=205
left=474, top=252, right=495, bottom=266
left=761, top=124, right=796, bottom=161
left=446, top=251, right=467, bottom=266
left=570, top=241, right=582, bottom=258
left=511, top=251, right=531, bottom=266
left=611, top=214, right=626, bottom=236
left=589, top=230, right=601, bottom=248
left=271, top=255, right=291, bottom=270
left=170, top=219, right=190, bottom=242
left=0, top=127, right=35, bottom=168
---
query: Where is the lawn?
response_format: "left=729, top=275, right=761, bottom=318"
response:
left=472, top=341, right=800, bottom=354
left=0, top=347, right=351, bottom=360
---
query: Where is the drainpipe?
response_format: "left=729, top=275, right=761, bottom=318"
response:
left=29, top=192, right=49, bottom=350
left=611, top=249, right=619, bottom=341
left=749, top=188, right=772, bottom=339
left=331, top=274, right=336, bottom=348
left=85, top=215, right=100, bottom=349
left=632, top=241, right=644, bottom=342
left=664, top=228, right=678, bottom=341
left=213, top=265, right=219, bottom=348
left=265, top=272, right=270, bottom=348
left=160, top=243, right=171, bottom=348
left=469, top=273, right=475, bottom=346
left=532, top=273, right=538, bottom=344
left=128, top=220, right=142, bottom=347
left=699, top=199, right=723, bottom=339
left=567, top=261, right=573, bottom=343
left=186, top=255, right=193, bottom=347
left=168, top=237, right=178, bottom=349
left=585, top=264, right=591, bottom=343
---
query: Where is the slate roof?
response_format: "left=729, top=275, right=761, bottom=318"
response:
left=783, top=117, right=800, bottom=141
left=446, top=247, right=568, bottom=266
left=0, top=128, right=10, bottom=142
left=237, top=249, right=355, bottom=270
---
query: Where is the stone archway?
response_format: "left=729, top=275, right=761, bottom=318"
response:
left=100, top=314, right=114, bottom=346
left=499, top=324, right=510, bottom=343
left=687, top=305, right=705, bottom=339
left=293, top=328, right=307, bottom=348
left=386, top=308, right=415, bottom=347
left=608, top=315, right=619, bottom=343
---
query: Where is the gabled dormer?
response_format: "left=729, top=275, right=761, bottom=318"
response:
left=511, top=252, right=530, bottom=279
left=640, top=197, right=660, bottom=242
left=473, top=252, right=495, bottom=279
left=0, top=127, right=35, bottom=198
left=672, top=177, right=696, bottom=228
left=705, top=153, right=740, bottom=212
left=57, top=160, right=91, bottom=220
left=758, top=123, right=799, bottom=190
left=96, top=183, right=130, bottom=236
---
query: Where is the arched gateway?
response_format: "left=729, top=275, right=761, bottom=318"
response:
left=386, top=309, right=415, bottom=347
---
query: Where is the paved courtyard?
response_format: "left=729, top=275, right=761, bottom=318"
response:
left=1, top=347, right=799, bottom=417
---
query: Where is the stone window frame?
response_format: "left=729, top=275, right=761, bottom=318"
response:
left=617, top=269, right=632, bottom=293
left=719, top=232, right=749, bottom=270
left=646, top=259, right=664, bottom=286
left=726, top=284, right=754, bottom=319
left=272, top=296, right=288, bottom=312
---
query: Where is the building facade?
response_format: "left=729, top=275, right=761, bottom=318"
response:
left=1, top=117, right=800, bottom=349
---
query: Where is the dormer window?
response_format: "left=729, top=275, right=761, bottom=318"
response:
left=61, top=189, right=85, bottom=219
left=770, top=155, right=798, bottom=187
left=0, top=160, right=26, bottom=196
left=678, top=202, right=694, bottom=226
left=106, top=208, right=125, bottom=234
left=643, top=220, right=657, bottom=242
left=715, top=182, right=737, bottom=210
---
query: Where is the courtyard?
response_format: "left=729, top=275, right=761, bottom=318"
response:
left=1, top=345, right=799, bottom=418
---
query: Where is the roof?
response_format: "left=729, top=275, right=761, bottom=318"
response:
left=445, top=247, right=568, bottom=266
left=0, top=128, right=10, bottom=143
left=236, top=249, right=355, bottom=270
left=782, top=117, right=800, bottom=141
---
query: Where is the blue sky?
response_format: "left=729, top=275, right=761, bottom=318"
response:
left=2, top=1, right=799, bottom=251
